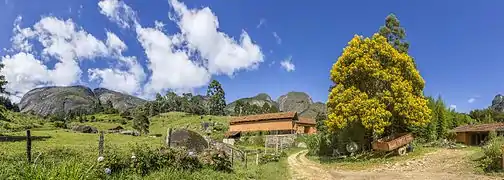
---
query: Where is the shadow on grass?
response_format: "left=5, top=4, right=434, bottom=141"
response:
left=0, top=135, right=52, bottom=142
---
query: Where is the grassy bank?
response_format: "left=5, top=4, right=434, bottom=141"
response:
left=0, top=112, right=295, bottom=179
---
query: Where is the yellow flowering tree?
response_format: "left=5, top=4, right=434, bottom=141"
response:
left=326, top=34, right=431, bottom=137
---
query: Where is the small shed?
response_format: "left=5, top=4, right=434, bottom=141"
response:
left=452, top=122, right=504, bottom=145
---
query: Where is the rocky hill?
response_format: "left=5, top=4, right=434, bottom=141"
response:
left=225, top=93, right=278, bottom=114
left=94, top=88, right=147, bottom=112
left=491, top=94, right=504, bottom=112
left=19, top=86, right=147, bottom=117
left=226, top=91, right=326, bottom=119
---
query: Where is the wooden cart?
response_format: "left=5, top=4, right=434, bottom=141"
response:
left=372, top=133, right=414, bottom=156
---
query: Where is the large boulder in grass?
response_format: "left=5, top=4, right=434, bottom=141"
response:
left=72, top=125, right=98, bottom=133
left=167, top=129, right=209, bottom=153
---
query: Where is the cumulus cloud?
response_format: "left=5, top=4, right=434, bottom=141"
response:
left=468, top=98, right=476, bottom=103
left=1, top=16, right=112, bottom=101
left=98, top=0, right=136, bottom=28
left=280, top=56, right=295, bottom=72
left=97, top=0, right=264, bottom=97
left=449, top=104, right=457, bottom=110
left=272, top=32, right=281, bottom=45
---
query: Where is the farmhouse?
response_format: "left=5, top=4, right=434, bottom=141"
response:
left=452, top=122, right=504, bottom=145
left=225, top=112, right=316, bottom=138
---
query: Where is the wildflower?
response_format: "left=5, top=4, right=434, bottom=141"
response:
left=188, top=151, right=195, bottom=156
left=97, top=156, right=104, bottom=162
left=104, top=168, right=112, bottom=175
left=131, top=155, right=136, bottom=159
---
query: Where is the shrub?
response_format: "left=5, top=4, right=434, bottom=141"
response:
left=259, top=153, right=281, bottom=164
left=53, top=121, right=67, bottom=129
left=446, top=131, right=457, bottom=142
left=198, top=149, right=232, bottom=172
left=304, top=134, right=320, bottom=156
left=478, top=136, right=504, bottom=172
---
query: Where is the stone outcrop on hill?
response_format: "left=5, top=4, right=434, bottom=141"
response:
left=94, top=88, right=147, bottom=112
left=491, top=94, right=504, bottom=112
left=19, top=85, right=99, bottom=117
left=225, top=93, right=278, bottom=114
left=19, top=86, right=147, bottom=117
left=226, top=91, right=326, bottom=119
left=277, top=92, right=313, bottom=114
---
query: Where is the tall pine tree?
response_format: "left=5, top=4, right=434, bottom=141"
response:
left=207, top=80, right=226, bottom=116
left=378, top=13, right=409, bottom=53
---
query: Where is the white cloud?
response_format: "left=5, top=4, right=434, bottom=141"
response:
left=272, top=32, right=281, bottom=45
left=97, top=0, right=264, bottom=97
left=449, top=104, right=457, bottom=110
left=256, top=18, right=266, bottom=28
left=154, top=20, right=165, bottom=30
left=98, top=0, right=136, bottom=28
left=468, top=98, right=476, bottom=103
left=169, top=0, right=264, bottom=76
left=280, top=56, right=295, bottom=72
left=135, top=26, right=210, bottom=95
left=105, top=31, right=126, bottom=53
left=1, top=53, right=50, bottom=102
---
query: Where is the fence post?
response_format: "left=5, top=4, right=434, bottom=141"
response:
left=167, top=128, right=172, bottom=148
left=26, top=130, right=32, bottom=163
left=244, top=152, right=247, bottom=168
left=280, top=136, right=283, bottom=153
left=256, top=151, right=259, bottom=165
left=276, top=136, right=279, bottom=153
left=98, top=131, right=104, bottom=157
left=231, top=149, right=234, bottom=166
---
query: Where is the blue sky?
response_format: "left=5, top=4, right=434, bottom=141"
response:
left=0, top=0, right=503, bottom=113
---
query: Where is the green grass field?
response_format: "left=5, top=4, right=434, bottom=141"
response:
left=0, top=111, right=294, bottom=179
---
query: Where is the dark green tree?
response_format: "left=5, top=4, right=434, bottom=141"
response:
left=261, top=103, right=271, bottom=114
left=0, top=62, right=7, bottom=94
left=269, top=105, right=279, bottom=113
left=207, top=80, right=226, bottom=116
left=234, top=100, right=244, bottom=116
left=435, top=96, right=449, bottom=139
left=315, top=112, right=327, bottom=133
left=133, top=111, right=150, bottom=135
left=378, top=13, right=409, bottom=53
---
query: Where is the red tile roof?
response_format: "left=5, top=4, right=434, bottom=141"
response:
left=452, top=122, right=504, bottom=133
left=297, top=117, right=316, bottom=125
left=230, top=112, right=297, bottom=124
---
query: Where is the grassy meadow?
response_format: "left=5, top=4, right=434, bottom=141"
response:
left=0, top=111, right=294, bottom=179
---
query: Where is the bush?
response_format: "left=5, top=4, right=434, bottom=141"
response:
left=53, top=121, right=67, bottom=129
left=446, top=131, right=457, bottom=142
left=478, top=136, right=504, bottom=172
left=198, top=149, right=232, bottom=172
left=304, top=134, right=320, bottom=156
left=259, top=153, right=281, bottom=164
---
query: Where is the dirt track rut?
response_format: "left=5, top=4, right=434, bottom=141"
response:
left=288, top=149, right=499, bottom=180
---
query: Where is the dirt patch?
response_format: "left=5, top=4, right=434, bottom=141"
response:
left=288, top=149, right=499, bottom=180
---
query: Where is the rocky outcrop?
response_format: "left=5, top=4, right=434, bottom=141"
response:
left=277, top=92, right=313, bottom=114
left=19, top=86, right=147, bottom=117
left=93, top=88, right=147, bottom=112
left=19, top=85, right=99, bottom=117
left=225, top=93, right=278, bottom=114
left=299, top=102, right=327, bottom=119
left=71, top=125, right=98, bottom=133
left=491, top=94, right=504, bottom=112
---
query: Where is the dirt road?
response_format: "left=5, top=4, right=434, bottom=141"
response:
left=288, top=149, right=499, bottom=180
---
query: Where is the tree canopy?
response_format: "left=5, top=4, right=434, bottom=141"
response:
left=326, top=34, right=431, bottom=136
left=207, top=80, right=227, bottom=116
left=378, top=13, right=409, bottom=53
